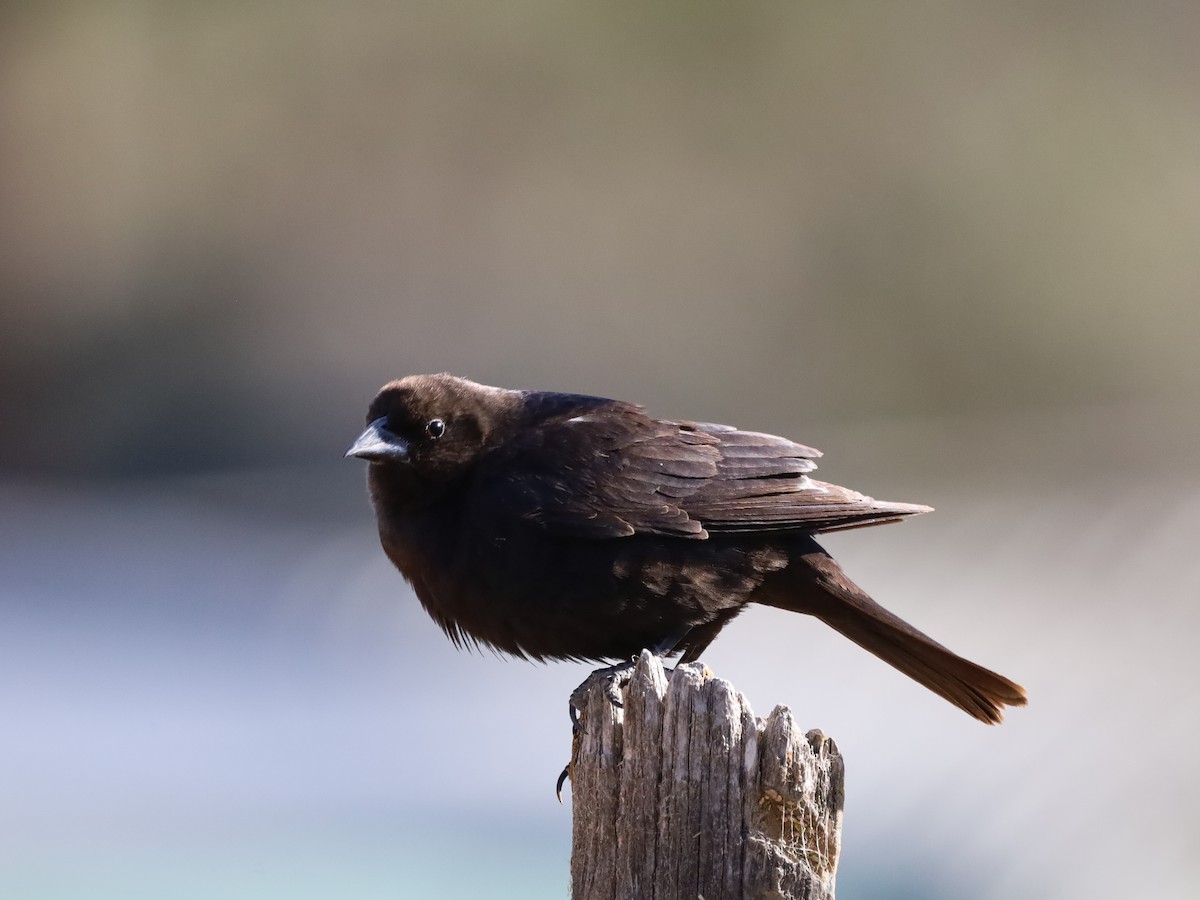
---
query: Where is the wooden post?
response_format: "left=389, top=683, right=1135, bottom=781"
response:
left=567, top=651, right=844, bottom=900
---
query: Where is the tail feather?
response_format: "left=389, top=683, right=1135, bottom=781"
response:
left=767, top=548, right=1027, bottom=724
left=824, top=605, right=1027, bottom=723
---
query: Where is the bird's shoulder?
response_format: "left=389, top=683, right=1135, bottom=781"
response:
left=465, top=392, right=708, bottom=538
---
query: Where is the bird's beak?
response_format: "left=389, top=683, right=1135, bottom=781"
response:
left=345, top=417, right=410, bottom=462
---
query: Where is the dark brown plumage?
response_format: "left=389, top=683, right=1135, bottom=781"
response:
left=346, top=373, right=1026, bottom=723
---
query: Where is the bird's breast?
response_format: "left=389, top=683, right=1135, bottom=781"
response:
left=374, top=504, right=792, bottom=662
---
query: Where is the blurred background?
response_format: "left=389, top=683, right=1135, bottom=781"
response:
left=2, top=2, right=1198, bottom=897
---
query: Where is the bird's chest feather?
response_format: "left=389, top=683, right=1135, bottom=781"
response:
left=377, top=505, right=584, bottom=653
left=376, top=499, right=787, bottom=661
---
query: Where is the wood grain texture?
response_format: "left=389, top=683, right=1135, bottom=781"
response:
left=568, top=652, right=843, bottom=899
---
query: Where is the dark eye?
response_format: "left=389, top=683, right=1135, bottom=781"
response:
left=425, top=418, right=446, bottom=439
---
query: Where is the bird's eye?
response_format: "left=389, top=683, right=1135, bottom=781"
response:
left=425, top=418, right=446, bottom=439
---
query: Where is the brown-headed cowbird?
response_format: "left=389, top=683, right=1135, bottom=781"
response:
left=346, top=373, right=1026, bottom=723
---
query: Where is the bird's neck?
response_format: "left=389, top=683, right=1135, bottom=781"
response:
left=367, top=462, right=449, bottom=513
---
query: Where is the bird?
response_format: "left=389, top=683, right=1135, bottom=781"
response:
left=346, top=373, right=1026, bottom=723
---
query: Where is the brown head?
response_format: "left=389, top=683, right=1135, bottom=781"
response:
left=345, top=374, right=524, bottom=508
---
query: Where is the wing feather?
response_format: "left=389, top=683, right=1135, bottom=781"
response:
left=470, top=394, right=930, bottom=540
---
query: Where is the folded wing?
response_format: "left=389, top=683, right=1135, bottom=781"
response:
left=472, top=396, right=931, bottom=540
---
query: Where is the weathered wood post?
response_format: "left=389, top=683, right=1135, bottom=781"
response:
left=567, top=651, right=844, bottom=900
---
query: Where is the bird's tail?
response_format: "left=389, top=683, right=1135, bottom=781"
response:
left=767, top=547, right=1027, bottom=724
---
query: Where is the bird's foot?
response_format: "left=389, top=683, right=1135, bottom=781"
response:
left=558, top=660, right=637, bottom=802
left=557, top=646, right=681, bottom=801
left=568, top=659, right=638, bottom=731
left=567, top=629, right=689, bottom=732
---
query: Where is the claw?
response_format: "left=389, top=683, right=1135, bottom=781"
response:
left=556, top=763, right=570, bottom=803
left=568, top=697, right=584, bottom=732
left=568, top=650, right=678, bottom=729
left=560, top=648, right=679, bottom=804
left=569, top=661, right=631, bottom=730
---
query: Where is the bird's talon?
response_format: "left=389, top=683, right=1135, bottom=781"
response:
left=555, top=763, right=570, bottom=803
left=568, top=699, right=583, bottom=732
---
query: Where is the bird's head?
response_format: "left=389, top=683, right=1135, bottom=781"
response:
left=346, top=373, right=523, bottom=501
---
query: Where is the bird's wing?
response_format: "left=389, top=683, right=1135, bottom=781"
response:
left=673, top=422, right=931, bottom=534
left=471, top=400, right=929, bottom=540
left=471, top=401, right=715, bottom=539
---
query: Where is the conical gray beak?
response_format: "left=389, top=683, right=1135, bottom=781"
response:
left=345, top=417, right=410, bottom=462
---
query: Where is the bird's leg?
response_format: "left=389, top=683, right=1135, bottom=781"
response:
left=566, top=626, right=691, bottom=728
left=557, top=627, right=693, bottom=801
left=557, top=628, right=691, bottom=801
left=567, top=661, right=634, bottom=730
left=647, top=626, right=689, bottom=659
